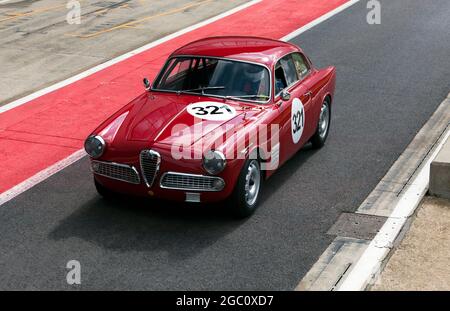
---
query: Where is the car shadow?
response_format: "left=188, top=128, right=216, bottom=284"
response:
left=259, top=143, right=319, bottom=203
left=48, top=193, right=247, bottom=262
left=48, top=143, right=318, bottom=261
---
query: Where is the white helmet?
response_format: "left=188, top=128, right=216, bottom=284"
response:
left=244, top=65, right=264, bottom=83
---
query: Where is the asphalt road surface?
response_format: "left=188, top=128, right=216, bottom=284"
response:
left=1, top=0, right=450, bottom=290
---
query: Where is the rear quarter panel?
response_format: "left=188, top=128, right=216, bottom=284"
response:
left=310, top=66, right=336, bottom=129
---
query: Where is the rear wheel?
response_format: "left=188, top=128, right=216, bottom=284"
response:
left=310, top=98, right=331, bottom=149
left=230, top=159, right=263, bottom=218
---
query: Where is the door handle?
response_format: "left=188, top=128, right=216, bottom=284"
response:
left=304, top=91, right=312, bottom=97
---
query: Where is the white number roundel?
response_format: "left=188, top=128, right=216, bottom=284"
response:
left=187, top=102, right=237, bottom=121
left=291, top=98, right=305, bottom=144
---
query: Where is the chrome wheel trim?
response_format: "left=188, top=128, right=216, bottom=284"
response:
left=318, top=102, right=330, bottom=139
left=244, top=161, right=261, bottom=206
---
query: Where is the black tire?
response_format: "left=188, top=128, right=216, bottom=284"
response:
left=310, top=98, right=331, bottom=149
left=94, top=178, right=116, bottom=199
left=230, top=159, right=263, bottom=218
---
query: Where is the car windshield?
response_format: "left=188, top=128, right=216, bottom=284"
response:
left=153, top=57, right=270, bottom=103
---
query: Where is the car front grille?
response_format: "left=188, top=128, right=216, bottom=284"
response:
left=91, top=161, right=140, bottom=184
left=160, top=172, right=225, bottom=192
left=140, top=150, right=161, bottom=187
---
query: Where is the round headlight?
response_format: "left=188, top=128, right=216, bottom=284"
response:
left=84, top=135, right=106, bottom=159
left=203, top=150, right=226, bottom=175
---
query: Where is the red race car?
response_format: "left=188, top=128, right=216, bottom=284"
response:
left=84, top=36, right=336, bottom=217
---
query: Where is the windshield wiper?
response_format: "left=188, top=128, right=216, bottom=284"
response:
left=177, top=86, right=225, bottom=95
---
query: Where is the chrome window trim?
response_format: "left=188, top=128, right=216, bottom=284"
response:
left=91, top=160, right=141, bottom=184
left=140, top=149, right=161, bottom=188
left=274, top=51, right=312, bottom=99
left=159, top=172, right=225, bottom=192
left=152, top=55, right=273, bottom=104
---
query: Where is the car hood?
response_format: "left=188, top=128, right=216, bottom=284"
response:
left=100, top=92, right=266, bottom=150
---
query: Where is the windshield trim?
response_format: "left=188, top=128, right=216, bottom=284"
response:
left=152, top=55, right=272, bottom=104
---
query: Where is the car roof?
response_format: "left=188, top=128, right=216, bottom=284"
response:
left=171, top=36, right=301, bottom=67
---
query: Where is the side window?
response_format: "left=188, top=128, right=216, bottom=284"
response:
left=274, top=54, right=299, bottom=95
left=274, top=64, right=287, bottom=95
left=166, top=58, right=192, bottom=84
left=292, top=53, right=310, bottom=80
left=280, top=55, right=298, bottom=86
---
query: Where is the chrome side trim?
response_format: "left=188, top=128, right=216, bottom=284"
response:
left=160, top=172, right=225, bottom=192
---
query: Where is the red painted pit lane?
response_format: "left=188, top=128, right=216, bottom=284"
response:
left=0, top=0, right=349, bottom=194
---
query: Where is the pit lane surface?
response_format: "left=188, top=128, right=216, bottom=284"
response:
left=0, top=0, right=248, bottom=104
left=1, top=0, right=450, bottom=290
left=0, top=0, right=348, bottom=195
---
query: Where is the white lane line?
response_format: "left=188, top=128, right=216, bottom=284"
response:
left=0, top=0, right=261, bottom=113
left=0, top=0, right=359, bottom=205
left=281, top=0, right=360, bottom=41
left=0, top=0, right=11, bottom=4
left=338, top=128, right=450, bottom=291
left=0, top=149, right=87, bottom=206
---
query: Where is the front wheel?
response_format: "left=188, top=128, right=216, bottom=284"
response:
left=310, top=98, right=331, bottom=149
left=230, top=159, right=263, bottom=218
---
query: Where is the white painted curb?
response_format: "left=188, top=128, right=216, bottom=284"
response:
left=338, top=129, right=450, bottom=291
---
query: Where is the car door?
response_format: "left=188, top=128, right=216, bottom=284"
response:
left=273, top=53, right=313, bottom=164
left=291, top=52, right=319, bottom=140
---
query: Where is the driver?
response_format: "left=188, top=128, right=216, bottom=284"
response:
left=241, top=65, right=265, bottom=96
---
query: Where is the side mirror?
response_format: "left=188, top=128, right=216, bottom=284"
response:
left=281, top=90, right=291, bottom=101
left=143, top=78, right=151, bottom=91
